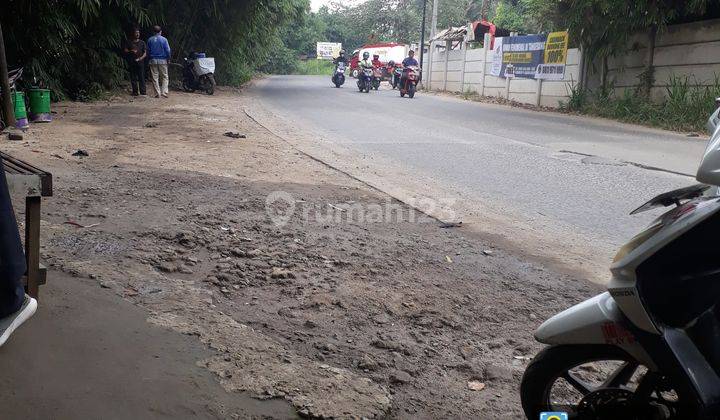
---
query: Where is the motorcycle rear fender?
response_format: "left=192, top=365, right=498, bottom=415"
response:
left=535, top=292, right=655, bottom=368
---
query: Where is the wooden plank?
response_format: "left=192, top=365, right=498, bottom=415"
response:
left=1, top=153, right=53, bottom=196
left=6, top=174, right=43, bottom=197
left=25, top=196, right=41, bottom=298
left=21, top=264, right=47, bottom=287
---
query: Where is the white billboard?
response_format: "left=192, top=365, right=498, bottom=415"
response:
left=316, top=42, right=342, bottom=60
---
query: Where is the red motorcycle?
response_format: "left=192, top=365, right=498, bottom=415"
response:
left=387, top=62, right=404, bottom=89
left=371, top=67, right=383, bottom=90
left=399, top=66, right=419, bottom=98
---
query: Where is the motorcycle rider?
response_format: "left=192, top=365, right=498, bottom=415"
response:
left=402, top=49, right=419, bottom=68
left=359, top=51, right=373, bottom=70
left=357, top=51, right=374, bottom=88
left=332, top=50, right=347, bottom=86
left=333, top=50, right=348, bottom=66
left=400, top=50, right=419, bottom=87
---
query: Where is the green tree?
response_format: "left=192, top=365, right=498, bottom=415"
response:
left=1, top=0, right=309, bottom=98
left=491, top=1, right=527, bottom=31
left=533, top=0, right=713, bottom=93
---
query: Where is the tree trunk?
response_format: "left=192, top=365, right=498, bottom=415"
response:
left=0, top=21, right=15, bottom=129
left=481, top=0, right=489, bottom=21
left=600, top=55, right=608, bottom=89
left=577, top=43, right=586, bottom=90
left=642, top=24, right=657, bottom=99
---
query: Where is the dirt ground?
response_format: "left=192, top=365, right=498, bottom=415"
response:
left=1, top=87, right=600, bottom=418
left=0, top=270, right=295, bottom=420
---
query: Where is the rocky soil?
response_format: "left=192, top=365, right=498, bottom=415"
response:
left=2, top=88, right=600, bottom=418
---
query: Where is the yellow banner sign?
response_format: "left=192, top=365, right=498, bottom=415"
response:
left=502, top=52, right=532, bottom=64
left=544, top=31, right=569, bottom=65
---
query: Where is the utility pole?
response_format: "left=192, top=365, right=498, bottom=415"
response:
left=0, top=21, right=15, bottom=128
left=426, top=0, right=440, bottom=90
left=419, top=0, right=428, bottom=84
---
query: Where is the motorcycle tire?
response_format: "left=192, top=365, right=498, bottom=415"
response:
left=205, top=74, right=216, bottom=95
left=352, top=69, right=359, bottom=78
left=521, top=344, right=687, bottom=420
left=408, top=83, right=416, bottom=99
left=182, top=80, right=195, bottom=93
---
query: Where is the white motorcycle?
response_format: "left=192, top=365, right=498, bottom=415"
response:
left=521, top=110, right=720, bottom=419
left=181, top=55, right=216, bottom=95
left=332, top=62, right=346, bottom=88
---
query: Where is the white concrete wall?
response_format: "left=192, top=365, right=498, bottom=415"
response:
left=425, top=40, right=579, bottom=109
left=587, top=19, right=720, bottom=100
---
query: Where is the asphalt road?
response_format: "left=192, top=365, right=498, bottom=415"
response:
left=252, top=75, right=708, bottom=270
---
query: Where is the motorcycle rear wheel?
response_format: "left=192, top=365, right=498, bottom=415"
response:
left=521, top=345, right=684, bottom=420
left=201, top=74, right=216, bottom=95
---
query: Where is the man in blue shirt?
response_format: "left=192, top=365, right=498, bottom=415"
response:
left=402, top=50, right=419, bottom=68
left=400, top=50, right=419, bottom=87
left=147, top=25, right=172, bottom=98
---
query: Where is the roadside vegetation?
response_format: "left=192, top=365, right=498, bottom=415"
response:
left=1, top=0, right=307, bottom=100
left=562, top=76, right=720, bottom=133
left=294, top=60, right=335, bottom=76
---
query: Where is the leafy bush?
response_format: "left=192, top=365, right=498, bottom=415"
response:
left=562, top=81, right=588, bottom=111
left=563, top=75, right=720, bottom=132
left=1, top=0, right=308, bottom=98
left=260, top=42, right=300, bottom=75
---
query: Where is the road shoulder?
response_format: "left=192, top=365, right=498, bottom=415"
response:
left=0, top=270, right=295, bottom=420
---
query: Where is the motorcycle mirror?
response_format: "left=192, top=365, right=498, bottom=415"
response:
left=708, top=104, right=720, bottom=135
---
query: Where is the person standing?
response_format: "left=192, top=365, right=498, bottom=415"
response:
left=123, top=28, right=147, bottom=96
left=0, top=155, right=36, bottom=348
left=147, top=25, right=171, bottom=98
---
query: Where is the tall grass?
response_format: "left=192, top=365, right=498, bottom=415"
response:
left=294, top=60, right=335, bottom=76
left=562, top=75, right=720, bottom=133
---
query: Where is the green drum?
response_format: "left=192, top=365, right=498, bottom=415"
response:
left=28, top=88, right=52, bottom=123
left=11, top=91, right=27, bottom=119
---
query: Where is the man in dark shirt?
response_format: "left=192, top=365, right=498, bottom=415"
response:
left=333, top=50, right=348, bottom=65
left=123, top=28, right=147, bottom=96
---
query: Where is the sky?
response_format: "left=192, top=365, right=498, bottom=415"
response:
left=311, top=0, right=367, bottom=11
left=310, top=0, right=331, bottom=11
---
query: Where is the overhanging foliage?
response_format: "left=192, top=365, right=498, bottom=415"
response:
left=1, top=0, right=308, bottom=99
